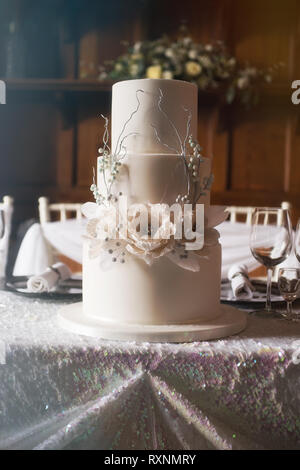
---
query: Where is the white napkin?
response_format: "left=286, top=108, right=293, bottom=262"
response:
left=228, top=263, right=254, bottom=300
left=13, top=223, right=55, bottom=276
left=27, top=262, right=72, bottom=293
left=0, top=238, right=6, bottom=278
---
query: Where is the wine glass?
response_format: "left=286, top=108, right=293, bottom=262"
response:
left=0, top=210, right=4, bottom=240
left=295, top=219, right=300, bottom=263
left=250, top=207, right=292, bottom=318
left=278, top=268, right=300, bottom=321
left=0, top=210, right=5, bottom=286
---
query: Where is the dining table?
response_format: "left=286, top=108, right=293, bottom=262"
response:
left=0, top=286, right=300, bottom=450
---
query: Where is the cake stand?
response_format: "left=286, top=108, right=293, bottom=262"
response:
left=57, top=303, right=247, bottom=343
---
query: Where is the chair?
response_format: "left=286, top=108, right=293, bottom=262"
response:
left=0, top=196, right=14, bottom=277
left=225, top=201, right=291, bottom=226
left=38, top=197, right=83, bottom=225
left=38, top=197, right=83, bottom=273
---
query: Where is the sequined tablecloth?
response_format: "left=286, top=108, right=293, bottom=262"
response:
left=0, top=290, right=300, bottom=450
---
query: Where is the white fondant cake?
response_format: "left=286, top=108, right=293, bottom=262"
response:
left=82, top=78, right=223, bottom=326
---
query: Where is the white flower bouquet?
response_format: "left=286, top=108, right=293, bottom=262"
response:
left=99, top=31, right=281, bottom=105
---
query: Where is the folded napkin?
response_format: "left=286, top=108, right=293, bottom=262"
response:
left=27, top=262, right=71, bottom=293
left=228, top=263, right=254, bottom=300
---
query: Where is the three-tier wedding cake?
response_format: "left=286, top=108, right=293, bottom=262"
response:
left=58, top=78, right=246, bottom=341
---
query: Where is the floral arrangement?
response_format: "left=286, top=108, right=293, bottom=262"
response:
left=99, top=32, right=281, bottom=105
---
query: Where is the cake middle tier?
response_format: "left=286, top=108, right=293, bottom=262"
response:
left=98, top=153, right=211, bottom=206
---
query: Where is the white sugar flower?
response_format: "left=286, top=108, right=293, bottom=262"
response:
left=82, top=201, right=102, bottom=219
left=124, top=204, right=177, bottom=265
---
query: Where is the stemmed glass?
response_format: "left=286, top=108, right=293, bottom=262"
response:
left=295, top=219, right=300, bottom=263
left=278, top=268, right=300, bottom=321
left=0, top=210, right=5, bottom=286
left=0, top=210, right=4, bottom=240
left=250, top=207, right=292, bottom=318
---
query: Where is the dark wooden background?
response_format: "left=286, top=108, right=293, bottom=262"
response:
left=0, top=0, right=299, bottom=230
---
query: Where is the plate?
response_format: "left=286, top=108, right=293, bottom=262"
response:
left=4, top=276, right=82, bottom=300
left=58, top=303, right=247, bottom=343
left=220, top=280, right=284, bottom=305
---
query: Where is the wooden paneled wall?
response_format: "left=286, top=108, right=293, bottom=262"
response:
left=0, top=0, right=299, bottom=230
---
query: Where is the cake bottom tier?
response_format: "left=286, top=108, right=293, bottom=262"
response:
left=82, top=239, right=222, bottom=325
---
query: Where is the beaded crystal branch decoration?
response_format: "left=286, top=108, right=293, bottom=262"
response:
left=90, top=87, right=214, bottom=207
left=90, top=89, right=144, bottom=206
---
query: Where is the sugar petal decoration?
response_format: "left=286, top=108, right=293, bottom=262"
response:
left=126, top=239, right=175, bottom=266
left=166, top=243, right=207, bottom=272
left=86, top=238, right=103, bottom=259
left=81, top=202, right=100, bottom=219
left=98, top=240, right=127, bottom=271
left=83, top=201, right=215, bottom=271
left=123, top=204, right=177, bottom=266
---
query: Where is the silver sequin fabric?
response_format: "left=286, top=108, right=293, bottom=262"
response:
left=0, top=290, right=299, bottom=450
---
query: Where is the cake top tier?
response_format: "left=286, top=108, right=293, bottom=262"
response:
left=111, top=79, right=198, bottom=155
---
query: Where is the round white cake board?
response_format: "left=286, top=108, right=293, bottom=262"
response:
left=57, top=303, right=247, bottom=343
